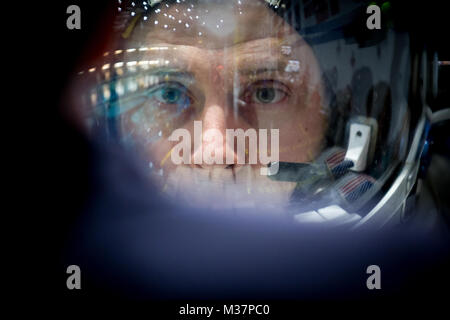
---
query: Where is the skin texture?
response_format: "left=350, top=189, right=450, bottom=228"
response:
left=78, top=0, right=329, bottom=209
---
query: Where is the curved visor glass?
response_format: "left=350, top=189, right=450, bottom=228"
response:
left=75, top=0, right=412, bottom=219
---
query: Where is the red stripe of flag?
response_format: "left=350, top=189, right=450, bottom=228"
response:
left=342, top=175, right=366, bottom=193
left=327, top=151, right=345, bottom=166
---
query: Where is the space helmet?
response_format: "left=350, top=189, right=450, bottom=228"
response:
left=70, top=0, right=433, bottom=230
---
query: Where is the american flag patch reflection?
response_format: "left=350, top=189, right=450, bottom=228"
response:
left=324, top=149, right=354, bottom=178
left=326, top=149, right=345, bottom=169
left=336, top=173, right=376, bottom=203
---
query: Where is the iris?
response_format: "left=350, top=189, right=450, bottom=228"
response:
left=256, top=88, right=276, bottom=104
left=161, top=87, right=182, bottom=104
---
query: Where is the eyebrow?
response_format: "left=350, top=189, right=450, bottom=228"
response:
left=108, top=67, right=195, bottom=85
left=237, top=65, right=287, bottom=76
left=145, top=68, right=195, bottom=81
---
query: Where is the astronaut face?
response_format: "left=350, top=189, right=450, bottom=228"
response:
left=79, top=0, right=328, bottom=209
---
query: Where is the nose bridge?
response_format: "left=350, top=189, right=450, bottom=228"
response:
left=191, top=62, right=240, bottom=167
left=195, top=96, right=236, bottom=167
left=201, top=56, right=233, bottom=134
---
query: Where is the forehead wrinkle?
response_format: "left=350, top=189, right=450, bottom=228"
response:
left=140, top=43, right=208, bottom=73
left=228, top=37, right=289, bottom=71
left=140, top=35, right=294, bottom=69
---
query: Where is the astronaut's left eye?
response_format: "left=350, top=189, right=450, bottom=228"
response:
left=242, top=80, right=290, bottom=105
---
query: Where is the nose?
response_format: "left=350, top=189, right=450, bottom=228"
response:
left=191, top=102, right=244, bottom=169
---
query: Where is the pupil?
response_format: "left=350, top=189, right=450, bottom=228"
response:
left=164, top=89, right=179, bottom=103
left=257, top=88, right=275, bottom=103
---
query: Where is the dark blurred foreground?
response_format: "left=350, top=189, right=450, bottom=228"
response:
left=47, top=141, right=449, bottom=302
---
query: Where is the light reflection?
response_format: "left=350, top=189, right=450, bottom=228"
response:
left=103, top=85, right=111, bottom=100
left=116, top=81, right=125, bottom=96
left=116, top=68, right=124, bottom=76
left=90, top=92, right=97, bottom=106
left=285, top=60, right=300, bottom=73
left=281, top=46, right=292, bottom=55
left=128, top=78, right=138, bottom=92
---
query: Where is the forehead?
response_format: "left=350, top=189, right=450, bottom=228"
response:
left=129, top=0, right=299, bottom=49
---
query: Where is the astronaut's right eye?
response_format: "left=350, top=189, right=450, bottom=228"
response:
left=148, top=82, right=193, bottom=111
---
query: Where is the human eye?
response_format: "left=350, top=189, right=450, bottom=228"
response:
left=115, top=79, right=197, bottom=141
left=148, top=81, right=193, bottom=110
left=242, top=80, right=290, bottom=105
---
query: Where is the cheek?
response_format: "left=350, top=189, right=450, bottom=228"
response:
left=146, top=119, right=199, bottom=173
left=277, top=92, right=327, bottom=162
left=146, top=140, right=176, bottom=175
